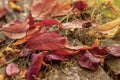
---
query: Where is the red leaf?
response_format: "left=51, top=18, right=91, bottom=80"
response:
left=30, top=0, right=57, bottom=20
left=0, top=8, right=7, bottom=18
left=26, top=32, right=66, bottom=50
left=89, top=47, right=108, bottom=56
left=107, top=44, right=120, bottom=57
left=73, top=1, right=87, bottom=11
left=30, top=0, right=72, bottom=20
left=19, top=48, right=35, bottom=57
left=28, top=12, right=34, bottom=29
left=44, top=53, right=68, bottom=62
left=25, top=51, right=46, bottom=80
left=32, top=19, right=62, bottom=28
left=78, top=50, right=100, bottom=70
left=2, top=19, right=29, bottom=33
left=6, top=63, right=20, bottom=76
left=1, top=19, right=29, bottom=39
left=51, top=49, right=79, bottom=56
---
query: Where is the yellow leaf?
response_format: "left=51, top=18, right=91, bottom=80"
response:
left=0, top=74, right=4, bottom=80
left=10, top=2, right=22, bottom=11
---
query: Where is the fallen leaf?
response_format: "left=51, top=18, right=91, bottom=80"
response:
left=26, top=32, right=66, bottom=50
left=73, top=0, right=87, bottom=11
left=0, top=74, right=4, bottom=80
left=44, top=53, right=68, bottom=62
left=107, top=44, right=120, bottom=57
left=30, top=0, right=57, bottom=20
left=52, top=0, right=72, bottom=17
left=19, top=48, right=34, bottom=57
left=6, top=63, right=20, bottom=76
left=2, top=19, right=29, bottom=39
left=0, top=8, right=7, bottom=18
left=62, top=20, right=92, bottom=29
left=9, top=1, right=22, bottom=11
left=30, top=0, right=72, bottom=20
left=32, top=19, right=62, bottom=29
left=12, top=35, right=32, bottom=46
left=78, top=50, right=100, bottom=70
left=25, top=51, right=46, bottom=80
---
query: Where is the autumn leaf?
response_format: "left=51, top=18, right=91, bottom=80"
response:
left=0, top=8, right=7, bottom=18
left=73, top=0, right=88, bottom=11
left=44, top=53, right=68, bottom=62
left=78, top=50, right=100, bottom=70
left=6, top=63, right=20, bottom=76
left=32, top=19, right=62, bottom=29
left=26, top=32, right=66, bottom=50
left=25, top=51, right=46, bottom=80
left=30, top=0, right=72, bottom=20
left=1, top=19, right=29, bottom=39
left=107, top=44, right=120, bottom=57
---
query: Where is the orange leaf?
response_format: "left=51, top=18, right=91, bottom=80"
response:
left=12, top=35, right=31, bottom=46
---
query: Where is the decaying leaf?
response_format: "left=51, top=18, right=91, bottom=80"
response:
left=0, top=74, right=4, bottom=80
left=107, top=44, right=120, bottom=57
left=26, top=32, right=66, bottom=50
left=1, top=19, right=29, bottom=39
left=30, top=0, right=72, bottom=19
left=62, top=20, right=94, bottom=30
left=6, top=63, right=20, bottom=76
left=44, top=53, right=68, bottom=62
left=25, top=51, right=46, bottom=80
left=0, top=8, right=7, bottom=18
left=78, top=50, right=100, bottom=70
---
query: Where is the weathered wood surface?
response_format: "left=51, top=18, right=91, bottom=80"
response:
left=41, top=61, right=111, bottom=80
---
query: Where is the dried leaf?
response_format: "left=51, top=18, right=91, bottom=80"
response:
left=32, top=19, right=62, bottom=28
left=78, top=50, right=100, bottom=70
left=62, top=20, right=92, bottom=29
left=44, top=53, right=68, bottom=62
left=2, top=19, right=29, bottom=39
left=25, top=51, right=46, bottom=80
left=12, top=35, right=32, bottom=46
left=30, top=0, right=57, bottom=20
left=30, top=0, right=72, bottom=20
left=26, top=32, right=66, bottom=50
left=65, top=39, right=99, bottom=50
left=0, top=8, right=7, bottom=18
left=0, top=74, right=4, bottom=80
left=9, top=1, right=22, bottom=11
left=107, top=44, right=120, bottom=57
left=6, top=63, right=20, bottom=76
left=73, top=1, right=87, bottom=11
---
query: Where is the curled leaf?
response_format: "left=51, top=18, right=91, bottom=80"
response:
left=6, top=63, right=20, bottom=76
left=26, top=32, right=66, bottom=50
left=78, top=50, right=100, bottom=70
left=107, top=44, right=120, bottom=57
left=25, top=51, right=46, bottom=80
